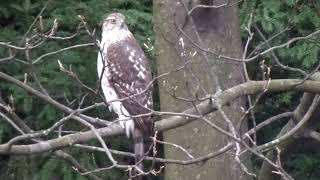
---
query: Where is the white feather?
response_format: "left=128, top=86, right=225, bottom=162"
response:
left=101, top=29, right=131, bottom=46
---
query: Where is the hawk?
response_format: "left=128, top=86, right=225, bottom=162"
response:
left=97, top=13, right=153, bottom=173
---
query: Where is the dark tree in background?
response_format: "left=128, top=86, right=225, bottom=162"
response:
left=0, top=0, right=319, bottom=180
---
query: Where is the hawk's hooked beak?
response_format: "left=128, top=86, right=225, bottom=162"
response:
left=120, top=21, right=125, bottom=29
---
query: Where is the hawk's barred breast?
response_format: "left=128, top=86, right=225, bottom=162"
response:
left=98, top=30, right=153, bottom=137
left=107, top=35, right=153, bottom=136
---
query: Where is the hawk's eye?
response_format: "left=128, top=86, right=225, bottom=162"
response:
left=111, top=19, right=116, bottom=24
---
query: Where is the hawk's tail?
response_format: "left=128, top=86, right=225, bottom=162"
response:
left=133, top=128, right=144, bottom=179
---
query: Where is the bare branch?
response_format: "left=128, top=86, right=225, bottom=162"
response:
left=2, top=70, right=320, bottom=155
left=307, top=131, right=320, bottom=142
left=257, top=96, right=320, bottom=152
left=33, top=43, right=94, bottom=64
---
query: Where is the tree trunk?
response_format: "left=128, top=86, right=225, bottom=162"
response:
left=154, top=0, right=252, bottom=180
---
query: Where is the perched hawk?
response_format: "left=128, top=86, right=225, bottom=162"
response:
left=97, top=13, right=153, bottom=173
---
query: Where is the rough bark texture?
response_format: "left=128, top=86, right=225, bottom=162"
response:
left=154, top=0, right=252, bottom=180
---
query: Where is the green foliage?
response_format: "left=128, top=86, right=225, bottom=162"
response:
left=240, top=0, right=320, bottom=128
left=241, top=0, right=320, bottom=73
left=286, top=152, right=320, bottom=180
left=240, top=0, right=320, bottom=178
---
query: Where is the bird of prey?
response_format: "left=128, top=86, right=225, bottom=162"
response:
left=97, top=13, right=153, bottom=174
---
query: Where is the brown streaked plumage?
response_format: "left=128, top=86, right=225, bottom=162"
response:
left=97, top=13, right=153, bottom=177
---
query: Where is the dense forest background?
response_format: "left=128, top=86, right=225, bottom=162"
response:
left=0, top=0, right=319, bottom=179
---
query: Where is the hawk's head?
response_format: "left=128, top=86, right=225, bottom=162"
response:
left=102, top=13, right=128, bottom=32
left=101, top=13, right=131, bottom=44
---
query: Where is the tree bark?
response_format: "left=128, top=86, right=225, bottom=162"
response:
left=154, top=0, right=252, bottom=179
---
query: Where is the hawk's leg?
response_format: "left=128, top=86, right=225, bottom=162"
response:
left=108, top=104, right=113, bottom=112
